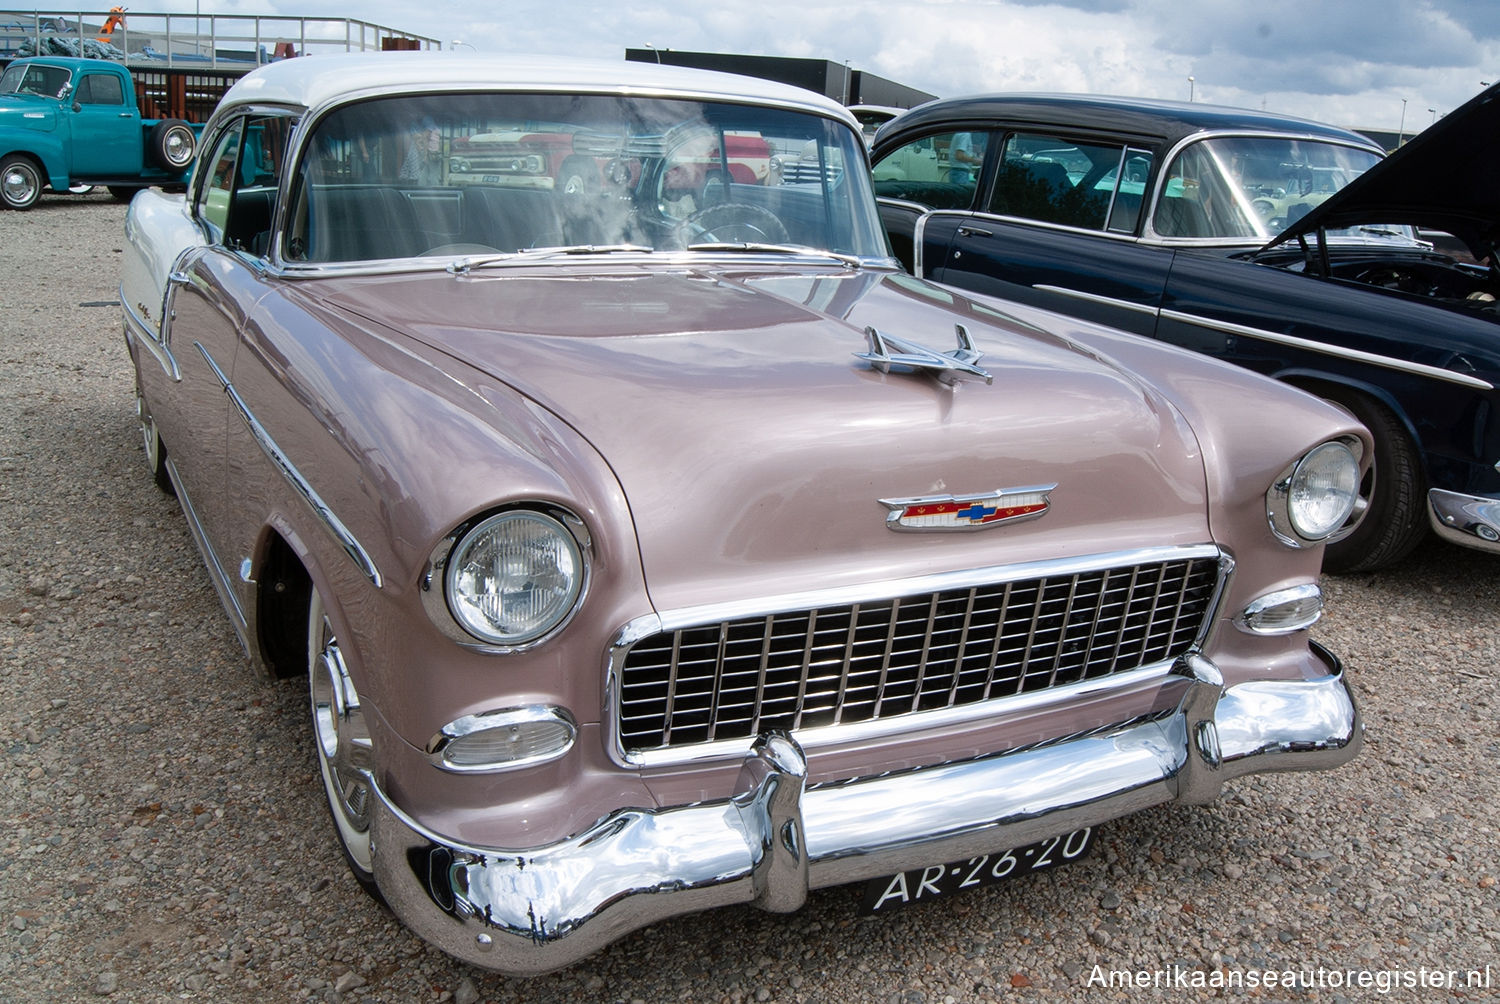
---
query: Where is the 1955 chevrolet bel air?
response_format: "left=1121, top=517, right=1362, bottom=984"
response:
left=120, top=52, right=1370, bottom=973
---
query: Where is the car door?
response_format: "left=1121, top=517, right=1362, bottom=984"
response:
left=925, top=133, right=1174, bottom=338
left=155, top=117, right=259, bottom=627
left=66, top=68, right=138, bottom=178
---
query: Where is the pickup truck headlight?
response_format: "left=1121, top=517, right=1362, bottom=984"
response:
left=442, top=509, right=586, bottom=646
left=1266, top=440, right=1362, bottom=547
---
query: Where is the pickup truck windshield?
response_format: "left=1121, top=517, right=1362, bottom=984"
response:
left=286, top=92, right=888, bottom=264
left=0, top=62, right=70, bottom=97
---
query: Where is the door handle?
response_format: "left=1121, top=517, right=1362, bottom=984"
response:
left=956, top=225, right=993, bottom=238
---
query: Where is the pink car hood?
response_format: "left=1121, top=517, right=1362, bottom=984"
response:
left=319, top=265, right=1210, bottom=611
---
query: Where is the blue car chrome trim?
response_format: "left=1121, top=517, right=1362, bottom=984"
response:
left=879, top=484, right=1055, bottom=532
left=1032, top=284, right=1161, bottom=317
left=367, top=645, right=1358, bottom=974
left=1428, top=488, right=1500, bottom=553
left=194, top=342, right=384, bottom=588
left=1159, top=308, right=1495, bottom=391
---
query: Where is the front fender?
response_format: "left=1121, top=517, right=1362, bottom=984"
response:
left=0, top=128, right=69, bottom=189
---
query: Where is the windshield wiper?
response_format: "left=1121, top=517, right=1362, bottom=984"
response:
left=684, top=242, right=864, bottom=267
left=520, top=243, right=657, bottom=257
left=446, top=244, right=654, bottom=274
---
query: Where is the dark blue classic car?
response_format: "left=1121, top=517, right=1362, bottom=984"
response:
left=872, top=88, right=1500, bottom=572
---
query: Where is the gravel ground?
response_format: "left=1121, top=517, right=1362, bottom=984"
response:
left=2, top=193, right=1498, bottom=1003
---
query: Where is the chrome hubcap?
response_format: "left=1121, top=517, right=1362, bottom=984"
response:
left=310, top=607, right=374, bottom=868
left=3, top=165, right=37, bottom=205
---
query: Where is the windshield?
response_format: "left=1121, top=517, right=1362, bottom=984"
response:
left=1153, top=135, right=1413, bottom=243
left=0, top=63, right=70, bottom=97
left=286, top=92, right=887, bottom=264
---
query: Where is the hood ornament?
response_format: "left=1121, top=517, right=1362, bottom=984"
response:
left=880, top=485, right=1056, bottom=532
left=855, top=323, right=992, bottom=385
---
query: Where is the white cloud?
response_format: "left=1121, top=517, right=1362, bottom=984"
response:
left=188, top=0, right=1498, bottom=130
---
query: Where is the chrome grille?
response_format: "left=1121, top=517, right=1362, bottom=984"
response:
left=616, top=554, right=1222, bottom=755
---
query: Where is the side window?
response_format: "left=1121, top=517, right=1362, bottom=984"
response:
left=198, top=121, right=245, bottom=240
left=988, top=133, right=1141, bottom=232
left=196, top=113, right=295, bottom=256
left=76, top=73, right=124, bottom=106
left=872, top=131, right=986, bottom=210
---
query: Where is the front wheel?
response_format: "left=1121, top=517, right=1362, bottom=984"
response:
left=1321, top=391, right=1428, bottom=573
left=1, top=155, right=44, bottom=210
left=308, top=586, right=382, bottom=900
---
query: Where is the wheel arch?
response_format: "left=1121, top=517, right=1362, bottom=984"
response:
left=253, top=528, right=314, bottom=680
left=1277, top=370, right=1428, bottom=475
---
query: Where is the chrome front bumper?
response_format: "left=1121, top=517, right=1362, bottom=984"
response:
left=368, top=647, right=1361, bottom=975
left=1429, top=488, right=1500, bottom=553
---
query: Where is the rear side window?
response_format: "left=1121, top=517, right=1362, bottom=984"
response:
left=988, top=133, right=1152, bottom=234
left=76, top=73, right=124, bottom=106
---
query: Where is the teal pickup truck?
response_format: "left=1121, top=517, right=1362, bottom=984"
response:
left=0, top=56, right=197, bottom=209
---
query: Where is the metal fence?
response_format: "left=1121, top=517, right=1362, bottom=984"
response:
left=0, top=9, right=440, bottom=68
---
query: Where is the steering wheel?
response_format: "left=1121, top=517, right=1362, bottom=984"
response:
left=678, top=202, right=789, bottom=245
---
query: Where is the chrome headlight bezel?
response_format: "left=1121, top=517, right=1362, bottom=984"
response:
left=421, top=504, right=591, bottom=652
left=1266, top=439, right=1364, bottom=548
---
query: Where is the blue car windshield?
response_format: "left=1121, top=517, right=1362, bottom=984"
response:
left=1154, top=136, right=1414, bottom=243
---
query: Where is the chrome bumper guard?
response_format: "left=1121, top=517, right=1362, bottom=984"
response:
left=1428, top=488, right=1500, bottom=553
left=368, top=646, right=1360, bottom=975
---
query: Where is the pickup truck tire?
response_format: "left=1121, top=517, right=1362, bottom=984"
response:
left=149, top=120, right=197, bottom=171
left=1, top=155, right=44, bottom=210
left=107, top=186, right=143, bottom=203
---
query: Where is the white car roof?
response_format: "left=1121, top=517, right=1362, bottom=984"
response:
left=218, top=51, right=858, bottom=125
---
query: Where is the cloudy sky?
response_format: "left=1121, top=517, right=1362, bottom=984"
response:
left=189, top=0, right=1497, bottom=133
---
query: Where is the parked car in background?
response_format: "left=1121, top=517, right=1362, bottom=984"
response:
left=0, top=55, right=196, bottom=208
left=872, top=89, right=1500, bottom=571
left=123, top=52, right=1369, bottom=974
left=848, top=103, right=904, bottom=145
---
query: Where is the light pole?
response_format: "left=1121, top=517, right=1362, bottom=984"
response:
left=1429, top=107, right=1437, bottom=125
left=1398, top=98, right=1406, bottom=146
left=644, top=43, right=662, bottom=63
left=450, top=40, right=475, bottom=52
left=1187, top=75, right=1195, bottom=102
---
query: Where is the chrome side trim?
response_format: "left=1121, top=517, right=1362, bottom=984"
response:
left=194, top=342, right=384, bottom=588
left=1159, top=308, right=1495, bottom=391
left=1032, top=284, right=1161, bottom=318
left=120, top=292, right=181, bottom=381
left=367, top=656, right=1359, bottom=975
left=163, top=455, right=246, bottom=631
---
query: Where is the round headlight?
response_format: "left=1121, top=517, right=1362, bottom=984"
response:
left=1286, top=441, right=1360, bottom=540
left=445, top=510, right=584, bottom=645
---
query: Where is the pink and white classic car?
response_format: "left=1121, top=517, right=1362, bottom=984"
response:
left=121, top=52, right=1369, bottom=974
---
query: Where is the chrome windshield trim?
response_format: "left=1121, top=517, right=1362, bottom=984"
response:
left=1159, top=309, right=1495, bottom=391
left=194, top=342, right=384, bottom=588
left=1032, top=284, right=1162, bottom=317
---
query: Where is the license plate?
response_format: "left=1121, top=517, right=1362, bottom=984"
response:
left=861, top=826, right=1096, bottom=913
